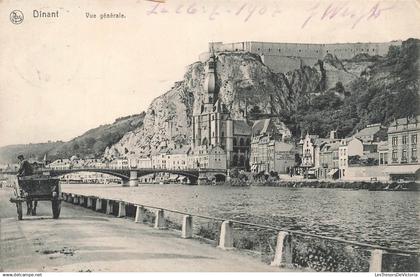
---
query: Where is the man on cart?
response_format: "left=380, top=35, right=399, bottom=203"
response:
left=16, top=154, right=37, bottom=215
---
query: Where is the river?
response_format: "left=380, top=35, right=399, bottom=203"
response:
left=62, top=183, right=419, bottom=251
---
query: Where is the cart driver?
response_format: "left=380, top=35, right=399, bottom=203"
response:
left=17, top=155, right=34, bottom=177
left=17, top=155, right=37, bottom=215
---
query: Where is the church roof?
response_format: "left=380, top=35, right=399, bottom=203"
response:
left=233, top=120, right=251, bottom=136
left=252, top=119, right=273, bottom=136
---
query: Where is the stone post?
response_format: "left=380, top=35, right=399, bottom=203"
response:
left=86, top=197, right=93, bottom=208
left=271, top=231, right=293, bottom=267
left=79, top=196, right=85, bottom=205
left=95, top=198, right=102, bottom=211
left=117, top=202, right=126, bottom=217
left=219, top=220, right=234, bottom=250
left=135, top=205, right=146, bottom=223
left=73, top=194, right=79, bottom=204
left=369, top=249, right=383, bottom=272
left=129, top=171, right=139, bottom=187
left=154, top=209, right=166, bottom=229
left=181, top=215, right=193, bottom=239
left=106, top=200, right=113, bottom=215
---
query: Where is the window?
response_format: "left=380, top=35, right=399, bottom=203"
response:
left=392, top=150, right=398, bottom=162
left=412, top=148, right=417, bottom=161
left=412, top=134, right=417, bottom=144
left=402, top=135, right=408, bottom=145
left=402, top=149, right=407, bottom=162
left=392, top=136, right=398, bottom=146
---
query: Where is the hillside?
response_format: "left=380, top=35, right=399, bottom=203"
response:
left=105, top=39, right=419, bottom=159
left=291, top=38, right=420, bottom=138
left=0, top=112, right=145, bottom=164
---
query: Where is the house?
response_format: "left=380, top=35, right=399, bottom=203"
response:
left=319, top=141, right=340, bottom=179
left=378, top=141, right=389, bottom=165
left=385, top=115, right=420, bottom=181
left=152, top=148, right=168, bottom=169
left=165, top=146, right=191, bottom=170
left=250, top=118, right=294, bottom=174
left=300, top=131, right=337, bottom=177
left=338, top=137, right=363, bottom=178
left=46, top=159, right=71, bottom=170
left=109, top=158, right=129, bottom=169
left=194, top=145, right=227, bottom=170
left=128, top=156, right=152, bottom=169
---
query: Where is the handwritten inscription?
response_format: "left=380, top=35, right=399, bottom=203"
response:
left=145, top=1, right=395, bottom=28
left=146, top=2, right=282, bottom=22
left=302, top=1, right=395, bottom=29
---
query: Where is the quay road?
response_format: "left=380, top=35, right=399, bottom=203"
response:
left=0, top=188, right=286, bottom=272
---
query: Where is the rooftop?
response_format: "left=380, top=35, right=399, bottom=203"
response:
left=355, top=124, right=383, bottom=138
left=233, top=120, right=252, bottom=136
left=389, top=115, right=420, bottom=127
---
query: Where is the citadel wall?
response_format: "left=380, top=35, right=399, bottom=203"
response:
left=206, top=41, right=402, bottom=73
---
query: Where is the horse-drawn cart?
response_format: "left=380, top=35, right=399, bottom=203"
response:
left=9, top=175, right=62, bottom=220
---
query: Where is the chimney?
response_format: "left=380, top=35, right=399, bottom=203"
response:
left=330, top=130, right=336, bottom=140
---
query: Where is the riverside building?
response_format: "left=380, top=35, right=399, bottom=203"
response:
left=250, top=118, right=295, bottom=174
left=385, top=115, right=420, bottom=181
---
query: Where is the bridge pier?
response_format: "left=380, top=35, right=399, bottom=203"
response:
left=129, top=171, right=139, bottom=187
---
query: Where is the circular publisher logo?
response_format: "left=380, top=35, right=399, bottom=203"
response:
left=10, top=10, right=24, bottom=24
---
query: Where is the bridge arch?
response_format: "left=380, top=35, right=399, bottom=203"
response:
left=44, top=169, right=130, bottom=181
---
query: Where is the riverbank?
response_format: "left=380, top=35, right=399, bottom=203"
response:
left=60, top=191, right=420, bottom=272
left=61, top=183, right=419, bottom=253
left=218, top=179, right=419, bottom=191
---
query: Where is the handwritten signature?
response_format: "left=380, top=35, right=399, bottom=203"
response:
left=145, top=1, right=395, bottom=28
left=302, top=1, right=395, bottom=29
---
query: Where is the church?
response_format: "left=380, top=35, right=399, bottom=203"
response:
left=191, top=52, right=251, bottom=170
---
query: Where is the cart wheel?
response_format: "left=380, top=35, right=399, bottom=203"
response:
left=52, top=200, right=61, bottom=219
left=17, top=202, right=23, bottom=220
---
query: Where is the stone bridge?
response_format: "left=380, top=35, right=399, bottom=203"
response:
left=1, top=167, right=228, bottom=186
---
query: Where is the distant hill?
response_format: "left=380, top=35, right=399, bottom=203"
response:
left=0, top=112, right=146, bottom=164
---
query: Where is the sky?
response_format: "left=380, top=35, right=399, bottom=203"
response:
left=0, top=0, right=419, bottom=147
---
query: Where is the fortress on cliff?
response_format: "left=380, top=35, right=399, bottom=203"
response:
left=200, top=41, right=402, bottom=73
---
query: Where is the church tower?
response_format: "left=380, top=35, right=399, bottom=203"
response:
left=204, top=49, right=218, bottom=104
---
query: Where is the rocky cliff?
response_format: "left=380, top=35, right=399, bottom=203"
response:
left=104, top=50, right=376, bottom=159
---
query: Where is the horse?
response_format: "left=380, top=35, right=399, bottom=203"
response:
left=26, top=200, right=38, bottom=215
